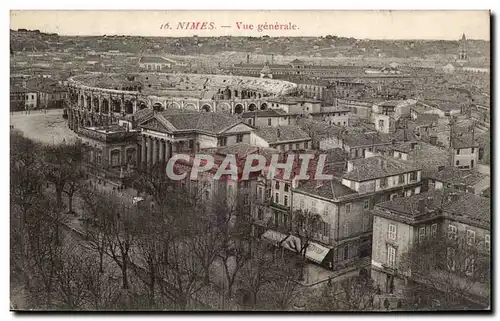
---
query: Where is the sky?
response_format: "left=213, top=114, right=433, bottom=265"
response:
left=10, top=10, right=490, bottom=40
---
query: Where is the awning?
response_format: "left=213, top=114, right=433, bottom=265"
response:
left=281, top=234, right=331, bottom=264
left=305, top=242, right=331, bottom=264
left=261, top=229, right=288, bottom=247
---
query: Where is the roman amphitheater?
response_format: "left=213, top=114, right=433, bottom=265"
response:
left=66, top=72, right=298, bottom=130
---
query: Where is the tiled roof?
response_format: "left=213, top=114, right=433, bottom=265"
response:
left=429, top=167, right=486, bottom=186
left=241, top=109, right=288, bottom=118
left=451, top=136, right=479, bottom=149
left=343, top=155, right=420, bottom=182
left=376, top=189, right=490, bottom=228
left=414, top=113, right=439, bottom=126
left=214, top=143, right=278, bottom=159
left=161, top=112, right=244, bottom=134
left=296, top=179, right=357, bottom=201
left=139, top=56, right=174, bottom=64
left=255, top=125, right=311, bottom=144
left=122, top=108, right=154, bottom=124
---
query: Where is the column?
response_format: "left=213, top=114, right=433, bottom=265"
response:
left=152, top=138, right=158, bottom=166
left=158, top=140, right=166, bottom=177
left=133, top=98, right=138, bottom=114
left=141, top=136, right=147, bottom=170
left=159, top=139, right=165, bottom=163
left=146, top=136, right=152, bottom=170
left=165, top=140, right=171, bottom=161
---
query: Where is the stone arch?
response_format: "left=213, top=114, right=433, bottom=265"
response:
left=167, top=101, right=181, bottom=109
left=110, top=149, right=121, bottom=167
left=112, top=98, right=121, bottom=113
left=93, top=97, right=100, bottom=112
left=201, top=104, right=211, bottom=112
left=102, top=98, right=109, bottom=113
left=217, top=102, right=231, bottom=113
left=260, top=103, right=268, bottom=110
left=248, top=103, right=257, bottom=111
left=185, top=103, right=197, bottom=111
left=125, top=100, right=134, bottom=114
left=138, top=100, right=148, bottom=110
left=86, top=96, right=92, bottom=111
left=125, top=147, right=136, bottom=166
left=153, top=102, right=164, bottom=112
left=234, top=104, right=244, bottom=114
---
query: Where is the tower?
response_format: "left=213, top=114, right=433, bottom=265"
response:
left=459, top=33, right=468, bottom=61
left=260, top=61, right=273, bottom=79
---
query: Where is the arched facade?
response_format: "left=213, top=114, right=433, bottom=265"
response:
left=65, top=72, right=298, bottom=131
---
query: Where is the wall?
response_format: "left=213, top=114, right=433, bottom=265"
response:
left=452, top=147, right=479, bottom=169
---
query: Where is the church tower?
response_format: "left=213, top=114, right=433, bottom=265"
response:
left=459, top=33, right=468, bottom=61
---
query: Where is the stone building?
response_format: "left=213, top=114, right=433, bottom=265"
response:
left=371, top=190, right=490, bottom=308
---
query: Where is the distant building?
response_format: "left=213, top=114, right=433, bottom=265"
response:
left=252, top=125, right=311, bottom=151
left=241, top=109, right=292, bottom=128
left=138, top=56, right=177, bottom=71
left=451, top=136, right=480, bottom=169
left=429, top=166, right=489, bottom=195
left=10, top=84, right=27, bottom=111
left=458, top=33, right=468, bottom=61
left=77, top=124, right=141, bottom=187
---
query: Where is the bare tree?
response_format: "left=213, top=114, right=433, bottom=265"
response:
left=399, top=235, right=490, bottom=310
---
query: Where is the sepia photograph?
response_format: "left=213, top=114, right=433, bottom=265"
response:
left=8, top=9, right=492, bottom=312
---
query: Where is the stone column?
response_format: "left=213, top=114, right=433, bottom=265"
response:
left=141, top=136, right=147, bottom=170
left=152, top=138, right=158, bottom=166
left=146, top=136, right=152, bottom=170
left=166, top=140, right=170, bottom=158
left=159, top=139, right=165, bottom=163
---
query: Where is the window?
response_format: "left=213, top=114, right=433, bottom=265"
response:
left=274, top=212, right=279, bottom=227
left=398, top=174, right=405, bottom=185
left=388, top=224, right=397, bottom=240
left=284, top=183, right=289, bottom=192
left=471, top=147, right=475, bottom=154
left=299, top=198, right=304, bottom=209
left=387, top=245, right=396, bottom=267
left=465, top=258, right=476, bottom=276
left=410, top=171, right=417, bottom=181
left=275, top=181, right=280, bottom=189
left=456, top=160, right=460, bottom=166
left=244, top=194, right=249, bottom=205
left=257, top=208, right=263, bottom=220
left=419, top=227, right=426, bottom=243
left=218, top=137, right=227, bottom=146
left=257, top=187, right=263, bottom=200
left=284, top=213, right=289, bottom=227
left=205, top=190, right=210, bottom=200
left=275, top=193, right=279, bottom=204
left=296, top=143, right=300, bottom=150
left=304, top=141, right=309, bottom=149
left=485, top=235, right=490, bottom=249
left=236, top=134, right=243, bottom=143
left=431, top=224, right=437, bottom=237
left=343, top=246, right=349, bottom=261
left=189, top=139, right=194, bottom=150
left=323, top=222, right=329, bottom=236
left=345, top=203, right=351, bottom=214
left=268, top=118, right=272, bottom=126
left=284, top=195, right=288, bottom=206
left=456, top=149, right=460, bottom=155
left=446, top=247, right=456, bottom=271
left=380, top=177, right=388, bottom=188
left=378, top=120, right=384, bottom=128
left=466, top=230, right=476, bottom=246
left=344, top=222, right=349, bottom=237
left=448, top=225, right=457, bottom=240
left=288, top=143, right=293, bottom=150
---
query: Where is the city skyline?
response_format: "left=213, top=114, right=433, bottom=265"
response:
left=10, top=10, right=491, bottom=40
